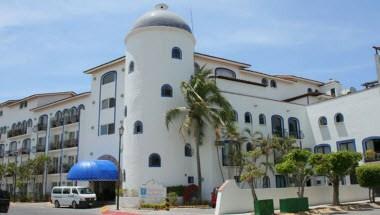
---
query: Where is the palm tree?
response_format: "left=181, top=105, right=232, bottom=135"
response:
left=166, top=67, right=233, bottom=201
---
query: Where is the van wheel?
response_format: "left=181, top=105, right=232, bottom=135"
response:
left=72, top=201, right=77, bottom=209
left=54, top=200, right=60, bottom=208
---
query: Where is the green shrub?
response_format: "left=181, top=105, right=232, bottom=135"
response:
left=167, top=192, right=178, bottom=206
left=167, top=185, right=184, bottom=196
left=356, top=163, right=380, bottom=202
left=140, top=202, right=167, bottom=210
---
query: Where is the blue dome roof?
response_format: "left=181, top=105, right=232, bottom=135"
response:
left=132, top=4, right=192, bottom=33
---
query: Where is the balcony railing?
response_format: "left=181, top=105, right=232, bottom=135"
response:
left=49, top=142, right=62, bottom=150
left=7, top=150, right=17, bottom=157
left=21, top=147, right=30, bottom=154
left=62, top=163, right=73, bottom=173
left=48, top=166, right=59, bottom=174
left=64, top=139, right=78, bottom=148
left=36, top=144, right=46, bottom=153
left=7, top=129, right=27, bottom=138
left=50, top=119, right=63, bottom=128
left=37, top=124, right=47, bottom=131
left=65, top=116, right=79, bottom=125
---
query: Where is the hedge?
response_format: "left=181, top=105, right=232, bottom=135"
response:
left=356, top=163, right=380, bottom=188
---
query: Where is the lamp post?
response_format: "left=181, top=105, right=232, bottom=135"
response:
left=116, top=125, right=124, bottom=210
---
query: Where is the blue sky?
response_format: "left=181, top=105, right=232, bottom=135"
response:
left=1, top=0, right=379, bottom=101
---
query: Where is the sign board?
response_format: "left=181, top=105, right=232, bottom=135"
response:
left=139, top=179, right=166, bottom=203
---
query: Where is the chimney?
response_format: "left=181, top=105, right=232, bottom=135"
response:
left=374, top=46, right=380, bottom=82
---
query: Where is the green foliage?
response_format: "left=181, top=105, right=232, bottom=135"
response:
left=165, top=66, right=234, bottom=200
left=309, top=151, right=362, bottom=205
left=167, top=185, right=185, bottom=196
left=276, top=149, right=313, bottom=198
left=140, top=202, right=167, bottom=210
left=356, top=163, right=380, bottom=188
left=310, top=151, right=362, bottom=178
left=167, top=192, right=178, bottom=206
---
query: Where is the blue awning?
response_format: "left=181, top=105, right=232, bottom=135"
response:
left=67, top=160, right=118, bottom=181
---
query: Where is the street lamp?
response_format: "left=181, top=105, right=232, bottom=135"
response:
left=116, top=125, right=124, bottom=210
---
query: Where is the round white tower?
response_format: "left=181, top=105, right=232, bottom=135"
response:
left=123, top=3, right=196, bottom=195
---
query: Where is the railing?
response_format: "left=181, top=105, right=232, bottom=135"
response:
left=48, top=166, right=59, bottom=174
left=7, top=150, right=17, bottom=157
left=64, top=139, right=78, bottom=148
left=62, top=163, right=73, bottom=173
left=365, top=152, right=380, bottom=162
left=37, top=124, right=47, bottom=131
left=49, top=142, right=62, bottom=150
left=50, top=119, right=63, bottom=128
left=21, top=147, right=30, bottom=154
left=65, top=116, right=79, bottom=125
left=7, top=129, right=27, bottom=138
left=36, top=144, right=45, bottom=152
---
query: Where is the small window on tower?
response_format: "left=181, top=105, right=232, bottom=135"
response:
left=161, top=84, right=173, bottom=97
left=172, top=47, right=182, bottom=59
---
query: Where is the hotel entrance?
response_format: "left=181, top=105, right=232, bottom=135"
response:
left=91, top=181, right=116, bottom=201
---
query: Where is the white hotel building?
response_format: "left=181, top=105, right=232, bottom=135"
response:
left=0, top=3, right=380, bottom=200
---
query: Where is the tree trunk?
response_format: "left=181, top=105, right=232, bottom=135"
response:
left=332, top=178, right=340, bottom=205
left=195, top=123, right=203, bottom=202
left=249, top=179, right=258, bottom=201
left=215, top=145, right=225, bottom=182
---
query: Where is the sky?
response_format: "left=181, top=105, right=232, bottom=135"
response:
left=0, top=0, right=379, bottom=101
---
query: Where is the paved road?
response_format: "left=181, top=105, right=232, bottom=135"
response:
left=7, top=202, right=101, bottom=215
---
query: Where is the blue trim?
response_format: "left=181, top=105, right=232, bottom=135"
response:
left=336, top=139, right=356, bottom=152
left=314, top=143, right=331, bottom=153
left=98, top=71, right=117, bottom=136
left=362, top=136, right=380, bottom=152
left=271, top=115, right=284, bottom=137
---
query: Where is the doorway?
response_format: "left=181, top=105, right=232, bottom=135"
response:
left=91, top=181, right=116, bottom=202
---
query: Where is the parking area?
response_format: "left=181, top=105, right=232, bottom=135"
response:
left=7, top=202, right=101, bottom=215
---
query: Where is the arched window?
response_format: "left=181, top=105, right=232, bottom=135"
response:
left=270, top=80, right=277, bottom=88
left=307, top=88, right=313, bottom=93
left=161, top=84, right=173, bottom=97
left=259, top=114, right=266, bottom=125
left=244, top=112, right=252, bottom=124
left=63, top=109, right=70, bottom=124
left=22, top=120, right=27, bottom=133
left=172, top=47, right=182, bottom=59
left=271, top=115, right=284, bottom=137
left=22, top=138, right=31, bottom=152
left=134, top=121, right=143, bottom=134
left=55, top=111, right=63, bottom=126
left=319, top=116, right=327, bottom=126
left=128, top=61, right=134, bottom=73
left=246, top=142, right=253, bottom=152
left=288, top=117, right=300, bottom=139
left=185, top=144, right=192, bottom=157
left=263, top=176, right=270, bottom=188
left=70, top=107, right=78, bottom=123
left=27, top=119, right=33, bottom=128
left=149, top=153, right=161, bottom=167
left=314, top=144, right=331, bottom=154
left=38, top=115, right=48, bottom=130
left=78, top=104, right=85, bottom=111
left=232, top=110, right=238, bottom=122
left=261, top=78, right=268, bottom=86
left=101, top=71, right=116, bottom=85
left=215, top=68, right=236, bottom=79
left=335, top=113, right=344, bottom=123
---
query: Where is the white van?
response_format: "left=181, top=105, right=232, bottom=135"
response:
left=51, top=186, right=96, bottom=208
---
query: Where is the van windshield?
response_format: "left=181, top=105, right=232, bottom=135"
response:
left=77, top=188, right=94, bottom=194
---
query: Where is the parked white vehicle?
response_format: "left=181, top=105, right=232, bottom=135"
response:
left=51, top=186, right=96, bottom=208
